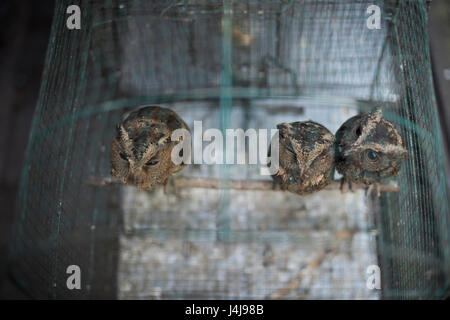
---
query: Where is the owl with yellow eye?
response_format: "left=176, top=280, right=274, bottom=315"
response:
left=335, top=108, right=408, bottom=196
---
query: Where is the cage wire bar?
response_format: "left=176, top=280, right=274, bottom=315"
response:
left=7, top=0, right=450, bottom=299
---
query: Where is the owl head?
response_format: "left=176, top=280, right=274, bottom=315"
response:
left=335, top=108, right=408, bottom=185
left=110, top=106, right=188, bottom=190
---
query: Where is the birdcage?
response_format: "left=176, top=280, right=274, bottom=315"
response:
left=8, top=0, right=449, bottom=299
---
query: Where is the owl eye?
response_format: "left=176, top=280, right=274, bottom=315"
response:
left=146, top=157, right=159, bottom=166
left=365, top=149, right=378, bottom=162
left=353, top=126, right=362, bottom=138
left=119, top=153, right=129, bottom=161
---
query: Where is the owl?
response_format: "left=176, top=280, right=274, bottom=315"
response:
left=271, top=121, right=336, bottom=195
left=110, top=106, right=190, bottom=190
left=335, top=108, right=408, bottom=196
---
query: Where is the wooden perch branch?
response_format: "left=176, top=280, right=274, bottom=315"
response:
left=174, top=177, right=399, bottom=192
left=87, top=175, right=399, bottom=193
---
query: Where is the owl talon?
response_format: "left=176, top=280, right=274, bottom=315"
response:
left=163, top=176, right=179, bottom=195
left=340, top=179, right=351, bottom=194
left=340, top=179, right=346, bottom=194
left=365, top=184, right=373, bottom=197
left=365, top=183, right=381, bottom=198
left=348, top=181, right=355, bottom=193
left=172, top=179, right=180, bottom=196
left=163, top=181, right=170, bottom=194
left=272, top=179, right=279, bottom=191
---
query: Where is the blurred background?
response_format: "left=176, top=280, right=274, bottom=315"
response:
left=0, top=0, right=448, bottom=299
left=0, top=0, right=54, bottom=298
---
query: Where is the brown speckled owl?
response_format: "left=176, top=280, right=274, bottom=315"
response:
left=335, top=108, right=408, bottom=196
left=110, top=106, right=190, bottom=190
left=271, top=121, right=336, bottom=195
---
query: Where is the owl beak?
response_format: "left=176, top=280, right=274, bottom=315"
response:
left=338, top=141, right=351, bottom=150
left=391, top=167, right=399, bottom=176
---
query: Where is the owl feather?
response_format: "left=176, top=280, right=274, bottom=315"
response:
left=110, top=106, right=190, bottom=190
left=335, top=108, right=407, bottom=196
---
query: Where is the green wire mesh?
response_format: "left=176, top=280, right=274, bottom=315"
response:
left=8, top=0, right=449, bottom=299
